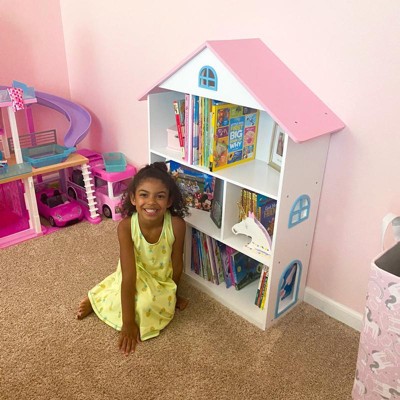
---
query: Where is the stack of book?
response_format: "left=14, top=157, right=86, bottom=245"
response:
left=191, top=228, right=266, bottom=292
left=170, top=96, right=260, bottom=171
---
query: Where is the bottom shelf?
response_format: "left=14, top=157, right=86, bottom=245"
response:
left=184, top=270, right=268, bottom=330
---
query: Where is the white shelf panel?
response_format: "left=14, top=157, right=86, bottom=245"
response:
left=150, top=147, right=183, bottom=163
left=216, top=159, right=280, bottom=200
left=185, top=208, right=221, bottom=239
left=185, top=270, right=267, bottom=330
left=150, top=147, right=280, bottom=199
left=222, top=233, right=273, bottom=268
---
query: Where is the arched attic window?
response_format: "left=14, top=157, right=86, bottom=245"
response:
left=198, top=66, right=218, bottom=91
left=288, top=195, right=311, bottom=228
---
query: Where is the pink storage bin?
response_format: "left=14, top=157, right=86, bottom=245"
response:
left=352, top=242, right=400, bottom=399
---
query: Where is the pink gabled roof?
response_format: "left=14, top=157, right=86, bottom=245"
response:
left=139, top=39, right=345, bottom=143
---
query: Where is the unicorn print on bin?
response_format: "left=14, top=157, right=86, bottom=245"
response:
left=232, top=211, right=272, bottom=256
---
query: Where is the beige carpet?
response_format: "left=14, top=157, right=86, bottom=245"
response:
left=1, top=218, right=360, bottom=400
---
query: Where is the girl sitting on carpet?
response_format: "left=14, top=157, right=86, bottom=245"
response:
left=77, top=162, right=190, bottom=355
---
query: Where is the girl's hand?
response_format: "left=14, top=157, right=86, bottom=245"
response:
left=118, top=321, right=140, bottom=356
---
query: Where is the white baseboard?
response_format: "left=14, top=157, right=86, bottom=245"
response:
left=304, top=287, right=363, bottom=332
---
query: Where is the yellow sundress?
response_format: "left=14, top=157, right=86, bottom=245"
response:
left=88, top=211, right=177, bottom=341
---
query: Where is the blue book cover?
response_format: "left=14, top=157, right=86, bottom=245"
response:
left=230, top=252, right=263, bottom=291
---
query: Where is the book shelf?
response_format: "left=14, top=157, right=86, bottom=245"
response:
left=140, top=39, right=345, bottom=330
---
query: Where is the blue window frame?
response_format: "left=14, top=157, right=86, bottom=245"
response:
left=289, top=195, right=311, bottom=228
left=198, top=66, right=217, bottom=91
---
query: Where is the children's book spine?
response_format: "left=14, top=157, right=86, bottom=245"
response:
left=255, top=266, right=268, bottom=306
left=206, top=234, right=219, bottom=284
left=195, top=229, right=205, bottom=280
left=191, top=229, right=200, bottom=275
left=200, top=231, right=212, bottom=281
left=192, top=96, right=199, bottom=165
left=225, top=246, right=237, bottom=286
left=217, top=242, right=232, bottom=288
left=212, top=238, right=225, bottom=285
left=229, top=251, right=239, bottom=286
left=173, top=100, right=185, bottom=158
left=260, top=268, right=269, bottom=310
left=198, top=97, right=203, bottom=166
left=184, top=94, right=192, bottom=163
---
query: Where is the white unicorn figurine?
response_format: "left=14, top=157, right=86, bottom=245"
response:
left=232, top=211, right=272, bottom=255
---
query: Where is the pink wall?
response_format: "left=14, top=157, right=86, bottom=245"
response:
left=1, top=0, right=70, bottom=136
left=4, top=1, right=399, bottom=316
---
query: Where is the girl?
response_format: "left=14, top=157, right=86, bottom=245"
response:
left=77, top=162, right=190, bottom=355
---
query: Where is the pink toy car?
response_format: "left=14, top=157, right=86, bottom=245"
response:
left=36, top=188, right=84, bottom=227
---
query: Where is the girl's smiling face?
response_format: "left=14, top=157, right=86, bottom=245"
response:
left=131, top=178, right=172, bottom=222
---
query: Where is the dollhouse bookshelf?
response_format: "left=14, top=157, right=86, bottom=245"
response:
left=140, top=39, right=345, bottom=330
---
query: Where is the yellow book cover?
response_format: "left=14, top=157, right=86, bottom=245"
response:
left=210, top=103, right=259, bottom=171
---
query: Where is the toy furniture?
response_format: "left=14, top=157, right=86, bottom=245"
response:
left=140, top=39, right=345, bottom=330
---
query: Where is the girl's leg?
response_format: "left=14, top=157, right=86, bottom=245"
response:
left=76, top=296, right=94, bottom=319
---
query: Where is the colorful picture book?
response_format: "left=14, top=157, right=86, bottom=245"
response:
left=210, top=103, right=259, bottom=171
left=230, top=251, right=263, bottom=291
left=169, top=161, right=215, bottom=212
left=210, top=178, right=223, bottom=228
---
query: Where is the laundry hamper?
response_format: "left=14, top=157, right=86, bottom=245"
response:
left=352, top=241, right=400, bottom=399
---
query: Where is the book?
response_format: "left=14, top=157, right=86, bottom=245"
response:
left=170, top=161, right=215, bottom=212
left=217, top=242, right=232, bottom=288
left=173, top=99, right=185, bottom=157
left=230, top=251, right=263, bottom=291
left=184, top=94, right=191, bottom=163
left=255, top=265, right=269, bottom=308
left=257, top=194, right=277, bottom=238
left=205, top=234, right=218, bottom=284
left=194, top=229, right=209, bottom=280
left=209, top=103, right=259, bottom=171
left=192, top=96, right=199, bottom=165
left=191, top=229, right=201, bottom=275
left=211, top=238, right=225, bottom=285
left=210, top=178, right=223, bottom=228
left=224, top=245, right=237, bottom=286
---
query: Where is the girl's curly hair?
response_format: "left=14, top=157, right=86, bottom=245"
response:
left=121, top=162, right=190, bottom=218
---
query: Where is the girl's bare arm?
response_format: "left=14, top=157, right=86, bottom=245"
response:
left=118, top=217, right=139, bottom=355
left=171, top=216, right=188, bottom=310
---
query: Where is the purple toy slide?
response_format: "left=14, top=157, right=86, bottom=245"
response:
left=35, top=91, right=91, bottom=147
left=0, top=85, right=91, bottom=147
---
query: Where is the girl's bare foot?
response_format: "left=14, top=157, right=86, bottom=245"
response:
left=176, top=295, right=189, bottom=311
left=77, top=296, right=93, bottom=319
